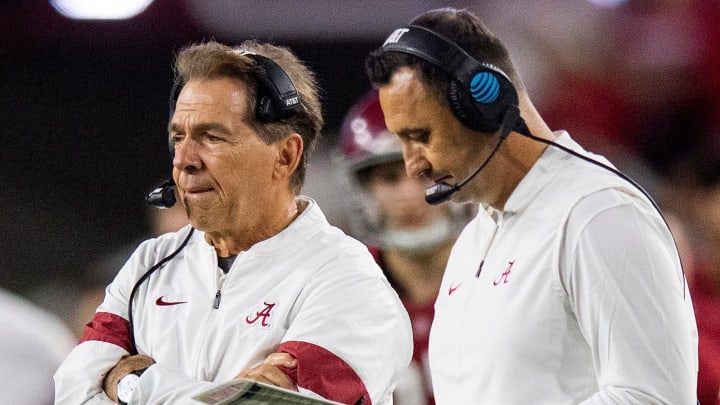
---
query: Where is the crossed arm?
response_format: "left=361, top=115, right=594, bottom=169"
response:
left=103, top=352, right=298, bottom=402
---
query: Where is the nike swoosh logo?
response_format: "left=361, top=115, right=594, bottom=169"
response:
left=155, top=296, right=187, bottom=306
left=448, top=283, right=462, bottom=295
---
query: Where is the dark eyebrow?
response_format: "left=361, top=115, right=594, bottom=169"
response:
left=395, top=127, right=429, bottom=140
left=168, top=122, right=233, bottom=135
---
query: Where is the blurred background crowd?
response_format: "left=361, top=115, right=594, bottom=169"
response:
left=2, top=0, right=720, bottom=403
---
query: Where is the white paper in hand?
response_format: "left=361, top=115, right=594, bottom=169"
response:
left=193, top=378, right=346, bottom=405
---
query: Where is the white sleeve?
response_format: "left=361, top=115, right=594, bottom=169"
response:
left=55, top=235, right=232, bottom=404
left=280, top=256, right=413, bottom=405
left=54, top=341, right=126, bottom=404
left=561, top=193, right=698, bottom=404
left=55, top=342, right=238, bottom=404
left=130, top=364, right=228, bottom=404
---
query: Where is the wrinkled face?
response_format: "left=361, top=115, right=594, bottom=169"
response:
left=365, top=160, right=448, bottom=231
left=169, top=77, right=279, bottom=233
left=378, top=67, right=495, bottom=204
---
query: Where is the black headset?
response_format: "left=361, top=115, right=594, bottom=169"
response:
left=146, top=52, right=303, bottom=208
left=377, top=25, right=662, bottom=206
left=379, top=25, right=529, bottom=204
left=168, top=52, right=303, bottom=126
left=378, top=24, right=688, bottom=300
left=380, top=25, right=520, bottom=134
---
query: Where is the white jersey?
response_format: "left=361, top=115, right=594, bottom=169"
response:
left=55, top=197, right=412, bottom=405
left=429, top=132, right=698, bottom=404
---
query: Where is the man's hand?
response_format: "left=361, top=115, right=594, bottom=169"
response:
left=235, top=352, right=298, bottom=391
left=103, top=354, right=156, bottom=403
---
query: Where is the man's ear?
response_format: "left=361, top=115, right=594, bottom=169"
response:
left=273, top=133, right=303, bottom=181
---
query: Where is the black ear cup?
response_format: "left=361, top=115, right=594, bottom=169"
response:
left=380, top=25, right=519, bottom=133
left=256, top=93, right=275, bottom=121
left=155, top=51, right=304, bottom=208
left=246, top=53, right=303, bottom=122
left=166, top=53, right=303, bottom=156
left=166, top=53, right=302, bottom=126
left=448, top=80, right=476, bottom=131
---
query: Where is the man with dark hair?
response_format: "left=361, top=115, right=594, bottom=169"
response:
left=366, top=7, right=698, bottom=404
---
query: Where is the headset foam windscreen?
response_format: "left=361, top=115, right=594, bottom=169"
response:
left=380, top=25, right=518, bottom=133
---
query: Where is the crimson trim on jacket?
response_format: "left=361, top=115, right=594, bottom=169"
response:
left=80, top=311, right=134, bottom=353
left=278, top=340, right=371, bottom=405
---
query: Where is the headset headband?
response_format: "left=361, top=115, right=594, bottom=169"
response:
left=245, top=53, right=302, bottom=120
left=381, top=25, right=510, bottom=87
left=168, top=51, right=302, bottom=124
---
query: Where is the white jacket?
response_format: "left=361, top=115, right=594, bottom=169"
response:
left=55, top=197, right=412, bottom=405
left=429, top=133, right=697, bottom=404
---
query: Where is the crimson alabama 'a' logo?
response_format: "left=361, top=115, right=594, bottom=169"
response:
left=245, top=301, right=276, bottom=328
left=493, top=260, right=515, bottom=286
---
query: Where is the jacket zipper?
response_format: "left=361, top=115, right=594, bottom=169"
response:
left=213, top=290, right=222, bottom=309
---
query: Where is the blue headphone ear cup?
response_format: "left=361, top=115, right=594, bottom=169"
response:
left=448, top=68, right=519, bottom=133
left=470, top=71, right=500, bottom=104
left=448, top=76, right=502, bottom=133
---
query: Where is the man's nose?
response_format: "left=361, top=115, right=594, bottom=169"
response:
left=402, top=142, right=430, bottom=179
left=172, top=138, right=200, bottom=172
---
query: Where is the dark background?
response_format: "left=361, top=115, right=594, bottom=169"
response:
left=0, top=0, right=391, bottom=295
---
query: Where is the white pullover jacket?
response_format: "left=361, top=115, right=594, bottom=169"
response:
left=55, top=197, right=412, bottom=405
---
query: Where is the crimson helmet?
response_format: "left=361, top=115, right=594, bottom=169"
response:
left=336, top=90, right=476, bottom=251
left=339, top=90, right=403, bottom=177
